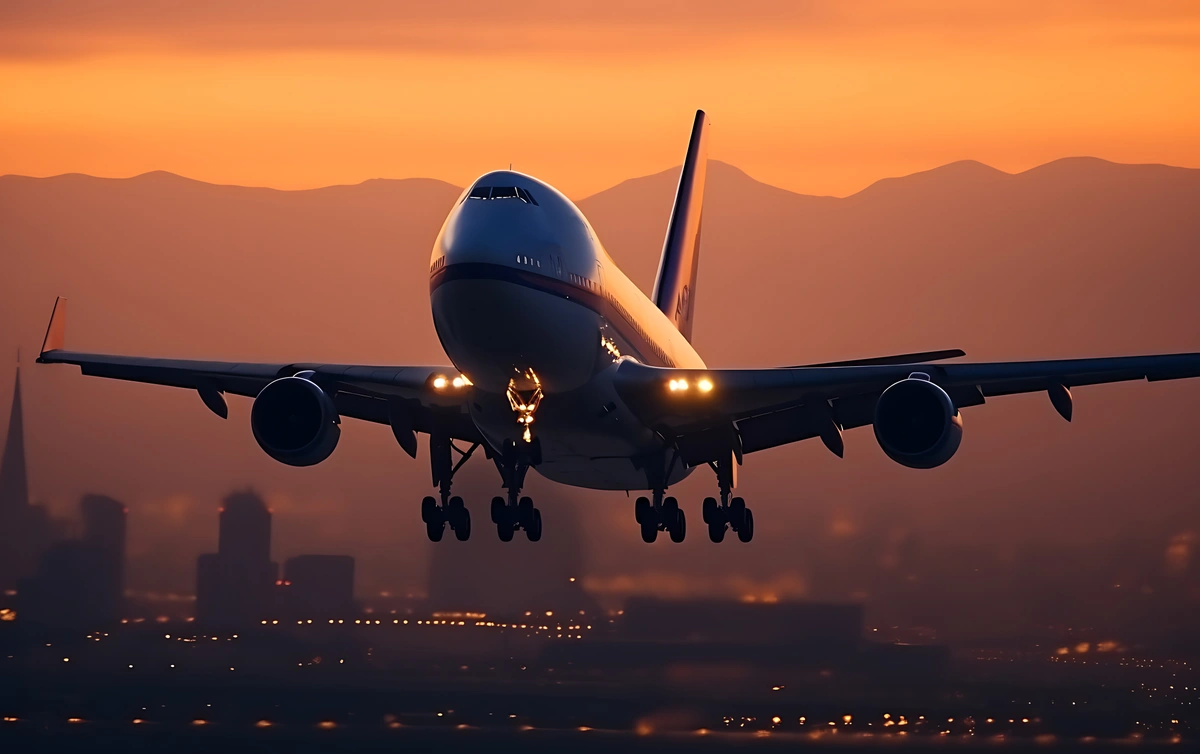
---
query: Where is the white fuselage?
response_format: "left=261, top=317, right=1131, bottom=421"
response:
left=429, top=171, right=705, bottom=490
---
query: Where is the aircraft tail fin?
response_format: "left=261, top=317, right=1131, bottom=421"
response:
left=652, top=110, right=708, bottom=342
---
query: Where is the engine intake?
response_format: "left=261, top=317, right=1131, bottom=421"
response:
left=250, top=376, right=340, bottom=467
left=872, top=376, right=962, bottom=469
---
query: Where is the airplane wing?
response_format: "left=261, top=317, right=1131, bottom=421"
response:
left=612, top=350, right=1200, bottom=465
left=35, top=298, right=482, bottom=455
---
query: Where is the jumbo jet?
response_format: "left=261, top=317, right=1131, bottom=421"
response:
left=37, top=111, right=1200, bottom=544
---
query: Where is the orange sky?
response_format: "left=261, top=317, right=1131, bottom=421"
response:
left=2, top=1, right=1199, bottom=198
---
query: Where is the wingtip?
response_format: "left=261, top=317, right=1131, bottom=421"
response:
left=38, top=296, right=67, bottom=359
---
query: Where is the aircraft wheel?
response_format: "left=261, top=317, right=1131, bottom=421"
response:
left=518, top=496, right=535, bottom=530
left=525, top=508, right=543, bottom=542
left=737, top=508, right=754, bottom=543
left=490, top=496, right=505, bottom=524
left=669, top=507, right=686, bottom=543
left=497, top=521, right=515, bottom=542
left=702, top=497, right=718, bottom=525
left=640, top=521, right=658, bottom=543
left=420, top=496, right=437, bottom=524
left=634, top=496, right=651, bottom=525
left=426, top=519, right=445, bottom=542
left=452, top=508, right=471, bottom=542
left=708, top=521, right=726, bottom=543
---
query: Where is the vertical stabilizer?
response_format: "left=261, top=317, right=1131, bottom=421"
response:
left=651, top=110, right=709, bottom=342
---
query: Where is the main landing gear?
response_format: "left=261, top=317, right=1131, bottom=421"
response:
left=634, top=489, right=687, bottom=543
left=421, top=434, right=479, bottom=542
left=491, top=438, right=543, bottom=542
left=703, top=456, right=754, bottom=543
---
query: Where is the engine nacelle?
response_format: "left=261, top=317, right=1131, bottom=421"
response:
left=872, top=376, right=963, bottom=469
left=250, top=376, right=340, bottom=467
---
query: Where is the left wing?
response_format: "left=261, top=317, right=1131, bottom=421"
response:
left=612, top=350, right=1200, bottom=464
left=35, top=298, right=482, bottom=453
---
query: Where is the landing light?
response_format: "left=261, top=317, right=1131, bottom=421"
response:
left=698, top=378, right=713, bottom=393
left=433, top=376, right=448, bottom=389
left=669, top=379, right=689, bottom=392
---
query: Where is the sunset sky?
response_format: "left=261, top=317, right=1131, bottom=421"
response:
left=2, top=1, right=1199, bottom=198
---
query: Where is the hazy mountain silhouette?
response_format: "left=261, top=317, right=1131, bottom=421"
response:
left=3, top=158, right=1200, bottom=631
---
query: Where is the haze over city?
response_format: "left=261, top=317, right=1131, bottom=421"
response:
left=3, top=1, right=1200, bottom=748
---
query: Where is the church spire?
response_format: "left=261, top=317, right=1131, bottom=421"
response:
left=0, top=364, right=29, bottom=513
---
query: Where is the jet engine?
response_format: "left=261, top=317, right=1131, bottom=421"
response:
left=250, top=375, right=340, bottom=466
left=872, top=376, right=962, bottom=469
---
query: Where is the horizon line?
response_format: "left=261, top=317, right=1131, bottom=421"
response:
left=2, top=155, right=1196, bottom=203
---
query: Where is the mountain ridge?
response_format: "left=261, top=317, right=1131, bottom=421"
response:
left=5, top=156, right=1197, bottom=203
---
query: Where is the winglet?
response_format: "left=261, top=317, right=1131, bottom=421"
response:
left=38, top=297, right=67, bottom=358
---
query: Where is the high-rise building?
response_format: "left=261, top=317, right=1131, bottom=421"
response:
left=282, top=555, right=356, bottom=618
left=0, top=365, right=59, bottom=590
left=18, top=494, right=128, bottom=628
left=195, top=490, right=277, bottom=627
left=218, top=490, right=272, bottom=566
left=80, top=494, right=127, bottom=619
left=0, top=367, right=29, bottom=516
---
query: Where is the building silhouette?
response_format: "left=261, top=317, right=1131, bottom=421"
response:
left=18, top=494, right=127, bottom=628
left=80, top=494, right=127, bottom=620
left=195, top=490, right=278, bottom=628
left=282, top=555, right=356, bottom=618
left=0, top=365, right=61, bottom=590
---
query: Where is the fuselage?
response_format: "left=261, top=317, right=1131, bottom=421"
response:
left=429, top=171, right=704, bottom=490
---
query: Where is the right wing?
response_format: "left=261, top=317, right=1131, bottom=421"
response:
left=613, top=350, right=1200, bottom=464
left=35, top=298, right=483, bottom=454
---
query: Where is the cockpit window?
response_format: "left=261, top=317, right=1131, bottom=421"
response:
left=465, top=185, right=539, bottom=205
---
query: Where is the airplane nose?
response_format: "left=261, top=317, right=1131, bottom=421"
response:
left=441, top=187, right=557, bottom=265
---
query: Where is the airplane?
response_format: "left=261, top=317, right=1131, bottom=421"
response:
left=36, top=110, right=1200, bottom=545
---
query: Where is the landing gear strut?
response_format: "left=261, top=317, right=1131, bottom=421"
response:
left=702, top=455, right=753, bottom=543
left=421, top=434, right=479, bottom=542
left=491, top=437, right=543, bottom=542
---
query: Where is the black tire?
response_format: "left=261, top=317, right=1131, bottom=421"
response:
left=669, top=508, right=686, bottom=543
left=421, top=496, right=438, bottom=524
left=426, top=520, right=444, bottom=542
left=526, top=509, right=543, bottom=542
left=663, top=496, right=678, bottom=515
left=708, top=521, right=726, bottom=543
left=634, top=496, right=651, bottom=525
left=518, top=496, right=535, bottom=529
left=640, top=522, right=658, bottom=543
left=737, top=508, right=754, bottom=543
left=497, top=522, right=515, bottom=542
left=453, top=508, right=471, bottom=541
left=730, top=497, right=746, bottom=530
left=490, top=496, right=505, bottom=524
left=702, top=497, right=718, bottom=525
